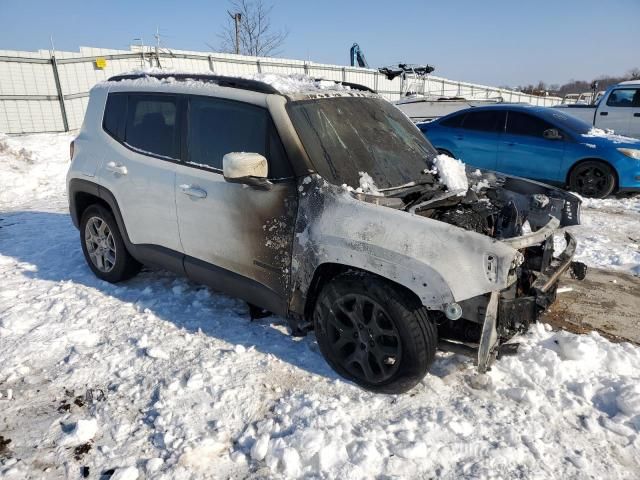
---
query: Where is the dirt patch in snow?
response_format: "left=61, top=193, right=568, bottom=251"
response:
left=543, top=268, right=640, bottom=345
left=0, top=435, right=11, bottom=458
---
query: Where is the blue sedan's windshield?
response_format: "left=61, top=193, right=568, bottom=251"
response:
left=542, top=110, right=592, bottom=134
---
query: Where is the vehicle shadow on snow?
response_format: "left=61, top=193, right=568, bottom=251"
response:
left=0, top=210, right=340, bottom=381
left=0, top=210, right=466, bottom=385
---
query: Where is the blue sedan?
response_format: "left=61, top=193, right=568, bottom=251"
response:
left=419, top=104, right=640, bottom=198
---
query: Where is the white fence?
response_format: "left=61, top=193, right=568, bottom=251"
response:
left=0, top=46, right=562, bottom=134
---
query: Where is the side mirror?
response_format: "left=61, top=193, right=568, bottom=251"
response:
left=543, top=128, right=562, bottom=140
left=222, top=152, right=272, bottom=190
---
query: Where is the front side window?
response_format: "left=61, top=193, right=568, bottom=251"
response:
left=506, top=111, right=554, bottom=137
left=606, top=89, right=637, bottom=107
left=187, top=96, right=292, bottom=178
left=461, top=110, right=506, bottom=132
left=125, top=94, right=179, bottom=159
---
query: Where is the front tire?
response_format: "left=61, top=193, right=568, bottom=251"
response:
left=313, top=272, right=437, bottom=394
left=568, top=161, right=616, bottom=198
left=80, top=204, right=141, bottom=283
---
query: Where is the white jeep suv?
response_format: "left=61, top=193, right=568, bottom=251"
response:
left=67, top=72, right=583, bottom=393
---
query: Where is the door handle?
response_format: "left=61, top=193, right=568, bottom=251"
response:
left=455, top=135, right=464, bottom=140
left=506, top=142, right=516, bottom=146
left=634, top=113, right=640, bottom=117
left=179, top=184, right=207, bottom=199
left=600, top=111, right=608, bottom=116
left=105, top=161, right=127, bottom=175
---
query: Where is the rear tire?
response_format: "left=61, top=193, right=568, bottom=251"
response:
left=313, top=272, right=437, bottom=394
left=568, top=161, right=616, bottom=198
left=436, top=148, right=454, bottom=157
left=80, top=204, right=141, bottom=283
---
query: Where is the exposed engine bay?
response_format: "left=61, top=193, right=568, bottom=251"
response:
left=352, top=168, right=584, bottom=370
left=366, top=168, right=580, bottom=240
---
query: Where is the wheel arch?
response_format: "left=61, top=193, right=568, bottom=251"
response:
left=566, top=157, right=619, bottom=190
left=436, top=147, right=455, bottom=157
left=301, top=262, right=426, bottom=324
left=68, top=178, right=132, bottom=245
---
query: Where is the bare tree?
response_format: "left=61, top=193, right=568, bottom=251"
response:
left=217, top=0, right=288, bottom=57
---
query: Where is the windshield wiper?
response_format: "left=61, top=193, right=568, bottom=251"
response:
left=379, top=179, right=436, bottom=197
left=378, top=181, right=419, bottom=192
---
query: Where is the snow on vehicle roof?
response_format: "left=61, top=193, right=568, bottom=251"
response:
left=617, top=80, right=640, bottom=86
left=101, top=68, right=375, bottom=98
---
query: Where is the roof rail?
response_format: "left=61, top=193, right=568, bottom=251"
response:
left=107, top=72, right=280, bottom=95
left=333, top=80, right=376, bottom=93
left=107, top=72, right=376, bottom=95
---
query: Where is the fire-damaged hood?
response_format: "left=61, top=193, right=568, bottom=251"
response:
left=289, top=171, right=581, bottom=311
left=355, top=167, right=580, bottom=239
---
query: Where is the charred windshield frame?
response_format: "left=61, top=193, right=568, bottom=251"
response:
left=286, top=96, right=439, bottom=190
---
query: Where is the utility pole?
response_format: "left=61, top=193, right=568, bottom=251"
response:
left=228, top=11, right=242, bottom=55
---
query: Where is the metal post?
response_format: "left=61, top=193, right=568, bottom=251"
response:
left=256, top=59, right=262, bottom=73
left=208, top=55, right=215, bottom=72
left=229, top=11, right=242, bottom=55
left=235, top=14, right=241, bottom=54
left=50, top=54, right=69, bottom=132
left=374, top=71, right=378, bottom=93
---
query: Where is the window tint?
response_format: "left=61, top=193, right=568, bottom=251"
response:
left=506, top=111, right=554, bottom=137
left=607, top=89, right=637, bottom=107
left=634, top=90, right=640, bottom=107
left=103, top=93, right=127, bottom=141
left=125, top=94, right=179, bottom=159
left=461, top=110, right=505, bottom=132
left=187, top=96, right=292, bottom=178
left=440, top=113, right=465, bottom=128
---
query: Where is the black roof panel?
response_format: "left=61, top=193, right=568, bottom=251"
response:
left=107, top=72, right=280, bottom=95
left=107, top=72, right=375, bottom=95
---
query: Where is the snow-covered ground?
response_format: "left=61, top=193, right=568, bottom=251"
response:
left=1, top=133, right=639, bottom=479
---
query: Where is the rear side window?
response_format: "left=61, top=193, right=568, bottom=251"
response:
left=125, top=94, right=179, bottom=159
left=187, top=96, right=292, bottom=178
left=606, top=89, right=637, bottom=107
left=103, top=93, right=127, bottom=141
left=461, top=110, right=505, bottom=132
left=440, top=113, right=465, bottom=128
left=506, top=111, right=554, bottom=137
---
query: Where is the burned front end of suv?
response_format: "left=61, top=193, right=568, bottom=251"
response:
left=284, top=92, right=584, bottom=372
left=417, top=170, right=583, bottom=371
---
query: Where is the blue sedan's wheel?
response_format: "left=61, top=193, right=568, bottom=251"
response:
left=569, top=161, right=616, bottom=198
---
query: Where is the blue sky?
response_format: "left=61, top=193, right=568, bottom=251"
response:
left=1, top=0, right=638, bottom=87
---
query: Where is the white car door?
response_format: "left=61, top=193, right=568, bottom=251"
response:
left=174, top=95, right=296, bottom=312
left=98, top=92, right=183, bottom=252
left=598, top=88, right=635, bottom=136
